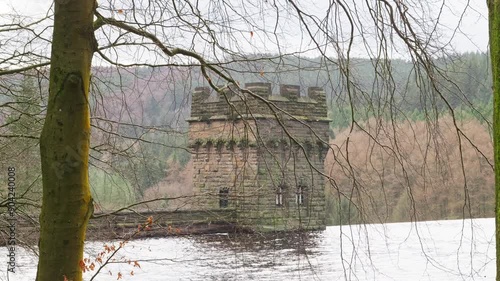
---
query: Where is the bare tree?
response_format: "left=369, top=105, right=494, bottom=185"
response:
left=0, top=0, right=493, bottom=280
left=487, top=1, right=500, bottom=279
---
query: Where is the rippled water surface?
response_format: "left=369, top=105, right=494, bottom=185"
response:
left=0, top=218, right=495, bottom=280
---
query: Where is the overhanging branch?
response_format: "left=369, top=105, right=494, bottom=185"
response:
left=0, top=62, right=50, bottom=76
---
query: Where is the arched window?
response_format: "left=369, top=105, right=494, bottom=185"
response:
left=219, top=187, right=229, bottom=208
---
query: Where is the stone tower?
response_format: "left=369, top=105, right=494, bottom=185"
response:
left=187, top=82, right=330, bottom=231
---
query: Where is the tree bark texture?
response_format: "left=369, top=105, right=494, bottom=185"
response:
left=37, top=0, right=95, bottom=280
left=488, top=0, right=500, bottom=280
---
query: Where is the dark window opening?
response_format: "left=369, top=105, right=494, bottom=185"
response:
left=276, top=184, right=286, bottom=206
left=296, top=185, right=306, bottom=205
left=219, top=187, right=229, bottom=208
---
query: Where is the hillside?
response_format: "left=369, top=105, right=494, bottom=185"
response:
left=325, top=117, right=493, bottom=224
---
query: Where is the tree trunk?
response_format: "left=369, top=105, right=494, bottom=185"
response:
left=489, top=0, right=500, bottom=280
left=36, top=0, right=95, bottom=280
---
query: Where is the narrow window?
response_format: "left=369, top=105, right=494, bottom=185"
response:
left=296, top=185, right=305, bottom=205
left=276, top=184, right=284, bottom=206
left=219, top=187, right=229, bottom=208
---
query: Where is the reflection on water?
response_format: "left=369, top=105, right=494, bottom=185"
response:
left=193, top=231, right=321, bottom=255
left=0, top=218, right=496, bottom=280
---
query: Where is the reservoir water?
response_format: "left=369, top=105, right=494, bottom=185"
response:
left=0, top=218, right=495, bottom=280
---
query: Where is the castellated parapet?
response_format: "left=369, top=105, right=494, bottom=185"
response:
left=190, top=82, right=328, bottom=123
left=187, top=82, right=330, bottom=232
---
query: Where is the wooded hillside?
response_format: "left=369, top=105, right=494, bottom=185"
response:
left=325, top=118, right=493, bottom=224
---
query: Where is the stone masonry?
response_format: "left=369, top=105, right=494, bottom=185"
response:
left=187, top=82, right=330, bottom=232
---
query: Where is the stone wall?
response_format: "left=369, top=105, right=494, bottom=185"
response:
left=190, top=144, right=258, bottom=209
left=240, top=118, right=329, bottom=231
left=87, top=209, right=237, bottom=240
left=0, top=209, right=238, bottom=246
left=189, top=83, right=329, bottom=123
left=188, top=82, right=330, bottom=232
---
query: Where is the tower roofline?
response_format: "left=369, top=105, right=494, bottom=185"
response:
left=190, top=82, right=329, bottom=121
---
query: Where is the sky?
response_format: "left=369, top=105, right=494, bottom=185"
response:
left=0, top=0, right=490, bottom=66
left=435, top=0, right=489, bottom=53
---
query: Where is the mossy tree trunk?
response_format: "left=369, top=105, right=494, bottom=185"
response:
left=36, top=0, right=95, bottom=280
left=489, top=0, right=500, bottom=280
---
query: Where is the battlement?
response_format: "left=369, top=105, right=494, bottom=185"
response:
left=189, top=83, right=329, bottom=122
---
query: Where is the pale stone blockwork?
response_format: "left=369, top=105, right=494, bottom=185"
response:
left=187, top=82, right=330, bottom=231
